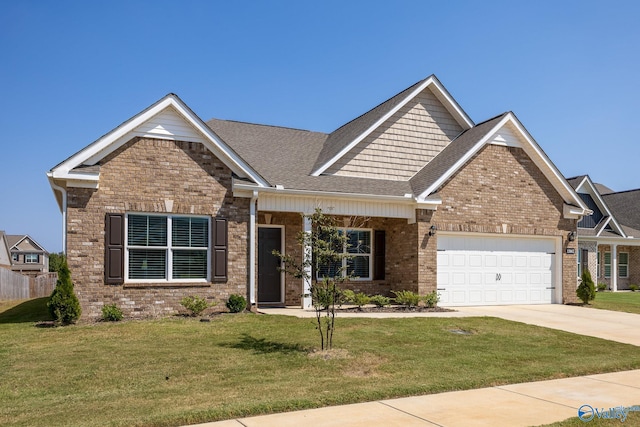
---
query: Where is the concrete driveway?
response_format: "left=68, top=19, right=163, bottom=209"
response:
left=459, top=304, right=640, bottom=346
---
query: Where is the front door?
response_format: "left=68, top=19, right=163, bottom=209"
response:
left=258, top=227, right=283, bottom=303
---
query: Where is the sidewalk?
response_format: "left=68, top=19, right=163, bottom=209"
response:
left=189, top=370, right=640, bottom=426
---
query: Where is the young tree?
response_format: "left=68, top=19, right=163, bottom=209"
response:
left=48, top=252, right=66, bottom=274
left=576, top=269, right=596, bottom=305
left=274, top=209, right=357, bottom=350
left=47, top=260, right=81, bottom=325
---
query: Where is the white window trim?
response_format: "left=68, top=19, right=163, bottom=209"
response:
left=315, top=227, right=373, bottom=281
left=619, top=252, right=629, bottom=278
left=24, top=253, right=39, bottom=264
left=124, top=213, right=210, bottom=283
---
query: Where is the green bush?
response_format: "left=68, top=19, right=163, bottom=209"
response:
left=47, top=260, right=81, bottom=325
left=180, top=296, right=215, bottom=316
left=101, top=304, right=123, bottom=322
left=370, top=294, right=391, bottom=308
left=392, top=290, right=420, bottom=307
left=226, top=294, right=247, bottom=313
left=576, top=270, right=596, bottom=304
left=342, top=290, right=370, bottom=308
left=597, top=283, right=608, bottom=292
left=630, top=284, right=639, bottom=292
left=422, top=291, right=440, bottom=308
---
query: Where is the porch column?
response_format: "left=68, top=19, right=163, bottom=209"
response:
left=249, top=192, right=257, bottom=305
left=302, top=215, right=312, bottom=309
left=612, top=243, right=618, bottom=292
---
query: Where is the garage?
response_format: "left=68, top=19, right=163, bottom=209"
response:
left=437, top=234, right=559, bottom=306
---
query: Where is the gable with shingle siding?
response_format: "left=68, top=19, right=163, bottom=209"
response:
left=325, top=87, right=463, bottom=180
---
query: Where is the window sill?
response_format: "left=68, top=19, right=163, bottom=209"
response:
left=123, top=282, right=211, bottom=289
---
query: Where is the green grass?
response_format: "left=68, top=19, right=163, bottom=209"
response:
left=591, top=291, right=640, bottom=314
left=537, top=405, right=640, bottom=426
left=1, top=299, right=640, bottom=427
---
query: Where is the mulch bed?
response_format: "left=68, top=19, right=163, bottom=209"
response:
left=337, top=305, right=453, bottom=313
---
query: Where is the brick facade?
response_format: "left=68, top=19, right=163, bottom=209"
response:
left=260, top=144, right=579, bottom=306
left=66, top=137, right=251, bottom=319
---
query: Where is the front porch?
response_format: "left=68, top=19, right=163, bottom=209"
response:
left=578, top=240, right=640, bottom=291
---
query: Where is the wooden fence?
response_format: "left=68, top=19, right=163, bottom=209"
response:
left=0, top=269, right=58, bottom=300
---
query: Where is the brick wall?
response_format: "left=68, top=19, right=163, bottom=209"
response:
left=66, top=137, right=251, bottom=319
left=596, top=244, right=640, bottom=290
left=419, top=144, right=578, bottom=303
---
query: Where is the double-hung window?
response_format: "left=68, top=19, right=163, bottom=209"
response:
left=619, top=252, right=629, bottom=278
left=24, top=253, right=39, bottom=263
left=126, top=214, right=209, bottom=282
left=316, top=228, right=372, bottom=281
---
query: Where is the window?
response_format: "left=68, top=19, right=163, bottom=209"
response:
left=604, top=252, right=611, bottom=278
left=126, top=214, right=209, bottom=281
left=619, top=252, right=629, bottom=278
left=316, top=229, right=372, bottom=281
left=24, top=253, right=39, bottom=263
left=597, top=251, right=601, bottom=278
left=11, top=253, right=18, bottom=262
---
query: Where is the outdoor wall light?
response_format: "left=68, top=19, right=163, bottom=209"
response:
left=429, top=225, right=437, bottom=236
left=568, top=231, right=576, bottom=242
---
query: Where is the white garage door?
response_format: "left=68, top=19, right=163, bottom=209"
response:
left=437, top=235, right=557, bottom=306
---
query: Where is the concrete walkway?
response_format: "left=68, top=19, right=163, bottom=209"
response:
left=186, top=305, right=640, bottom=427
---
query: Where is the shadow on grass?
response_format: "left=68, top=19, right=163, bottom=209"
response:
left=0, top=297, right=53, bottom=324
left=222, top=333, right=307, bottom=355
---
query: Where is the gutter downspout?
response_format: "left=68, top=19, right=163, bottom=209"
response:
left=249, top=191, right=258, bottom=307
left=49, top=180, right=67, bottom=255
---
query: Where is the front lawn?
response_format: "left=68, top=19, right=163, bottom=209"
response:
left=1, top=299, right=640, bottom=427
left=591, top=291, right=640, bottom=314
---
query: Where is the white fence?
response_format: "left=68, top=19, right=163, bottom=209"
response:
left=0, top=269, right=57, bottom=300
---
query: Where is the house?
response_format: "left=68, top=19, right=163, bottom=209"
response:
left=6, top=234, right=50, bottom=277
left=0, top=231, right=11, bottom=269
left=567, top=175, right=640, bottom=290
left=47, top=75, right=590, bottom=319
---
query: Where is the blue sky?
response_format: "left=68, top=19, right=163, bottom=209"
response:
left=1, top=0, right=639, bottom=253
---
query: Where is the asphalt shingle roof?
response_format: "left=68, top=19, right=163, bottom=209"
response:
left=603, top=189, right=640, bottom=232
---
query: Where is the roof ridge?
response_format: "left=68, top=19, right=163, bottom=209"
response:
left=206, top=117, right=324, bottom=134
left=603, top=188, right=640, bottom=196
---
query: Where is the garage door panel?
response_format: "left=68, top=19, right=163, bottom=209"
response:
left=437, top=235, right=556, bottom=307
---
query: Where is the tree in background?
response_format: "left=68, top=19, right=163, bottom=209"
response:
left=48, top=252, right=66, bottom=274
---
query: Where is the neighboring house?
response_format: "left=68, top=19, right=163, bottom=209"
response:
left=47, top=75, right=590, bottom=319
left=0, top=231, right=11, bottom=269
left=567, top=175, right=640, bottom=290
left=7, top=234, right=50, bottom=277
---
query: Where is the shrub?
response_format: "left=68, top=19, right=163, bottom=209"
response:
left=181, top=296, right=216, bottom=317
left=342, top=290, right=370, bottom=308
left=47, top=260, right=81, bottom=325
left=422, top=291, right=440, bottom=308
left=576, top=270, right=596, bottom=304
left=341, top=289, right=356, bottom=304
left=630, top=284, right=639, bottom=292
left=370, top=294, right=391, bottom=308
left=597, top=283, right=607, bottom=292
left=392, top=290, right=420, bottom=307
left=226, top=294, right=247, bottom=313
left=101, top=304, right=123, bottom=322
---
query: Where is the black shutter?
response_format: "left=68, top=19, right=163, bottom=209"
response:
left=374, top=230, right=385, bottom=280
left=105, top=213, right=124, bottom=284
left=212, top=218, right=228, bottom=282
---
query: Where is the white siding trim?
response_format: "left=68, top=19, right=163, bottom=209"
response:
left=574, top=175, right=626, bottom=237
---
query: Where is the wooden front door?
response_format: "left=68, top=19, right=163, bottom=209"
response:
left=258, top=227, right=283, bottom=303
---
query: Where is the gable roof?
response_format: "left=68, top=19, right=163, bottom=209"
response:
left=409, top=112, right=588, bottom=215
left=48, top=94, right=269, bottom=190
left=603, top=189, right=640, bottom=232
left=206, top=118, right=414, bottom=197
left=6, top=234, right=48, bottom=253
left=566, top=175, right=626, bottom=238
left=311, top=75, right=474, bottom=176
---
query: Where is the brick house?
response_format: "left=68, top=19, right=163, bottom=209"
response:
left=47, top=75, right=590, bottom=319
left=567, top=175, right=640, bottom=290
